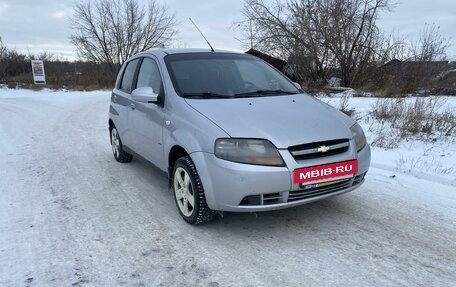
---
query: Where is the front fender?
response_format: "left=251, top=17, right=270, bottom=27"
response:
left=164, top=129, right=204, bottom=158
left=163, top=103, right=229, bottom=161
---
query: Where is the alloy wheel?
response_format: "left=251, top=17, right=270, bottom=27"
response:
left=111, top=128, right=120, bottom=158
left=174, top=167, right=195, bottom=217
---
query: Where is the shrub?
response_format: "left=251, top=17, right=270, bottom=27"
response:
left=371, top=97, right=456, bottom=142
left=338, top=94, right=357, bottom=118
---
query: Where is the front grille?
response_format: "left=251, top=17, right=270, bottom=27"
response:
left=288, top=139, right=349, bottom=160
left=288, top=172, right=365, bottom=202
left=239, top=173, right=366, bottom=206
left=263, top=193, right=281, bottom=205
left=240, top=193, right=282, bottom=206
left=353, top=173, right=365, bottom=185
left=288, top=178, right=352, bottom=202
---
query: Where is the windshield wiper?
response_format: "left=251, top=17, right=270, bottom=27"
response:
left=234, top=89, right=298, bottom=97
left=182, top=92, right=234, bottom=99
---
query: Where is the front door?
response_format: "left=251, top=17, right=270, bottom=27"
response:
left=129, top=57, right=166, bottom=169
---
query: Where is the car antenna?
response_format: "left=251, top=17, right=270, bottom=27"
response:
left=189, top=18, right=214, bottom=52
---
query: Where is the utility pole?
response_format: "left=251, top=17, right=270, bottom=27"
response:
left=249, top=19, right=253, bottom=49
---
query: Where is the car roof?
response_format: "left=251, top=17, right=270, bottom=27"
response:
left=140, top=48, right=243, bottom=56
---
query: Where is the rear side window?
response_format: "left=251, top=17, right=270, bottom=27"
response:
left=120, top=59, right=139, bottom=92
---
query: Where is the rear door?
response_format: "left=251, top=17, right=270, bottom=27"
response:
left=129, top=57, right=166, bottom=168
left=112, top=58, right=140, bottom=149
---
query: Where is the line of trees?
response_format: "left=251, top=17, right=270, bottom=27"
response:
left=0, top=37, right=116, bottom=89
left=241, top=0, right=451, bottom=88
left=1, top=0, right=452, bottom=93
left=1, top=0, right=177, bottom=89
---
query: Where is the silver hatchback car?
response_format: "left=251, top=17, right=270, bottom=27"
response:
left=109, top=48, right=371, bottom=224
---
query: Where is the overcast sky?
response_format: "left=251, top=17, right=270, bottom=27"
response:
left=0, top=0, right=454, bottom=60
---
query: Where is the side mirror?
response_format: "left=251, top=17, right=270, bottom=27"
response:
left=131, top=87, right=158, bottom=103
left=293, top=82, right=302, bottom=90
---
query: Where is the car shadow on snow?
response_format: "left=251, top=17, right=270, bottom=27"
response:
left=124, top=155, right=365, bottom=235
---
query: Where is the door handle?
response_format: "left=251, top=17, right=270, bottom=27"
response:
left=130, top=103, right=136, bottom=110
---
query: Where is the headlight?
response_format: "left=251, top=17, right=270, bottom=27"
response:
left=350, top=123, right=367, bottom=152
left=215, top=138, right=285, bottom=166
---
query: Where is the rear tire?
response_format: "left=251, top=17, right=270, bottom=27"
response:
left=110, top=126, right=133, bottom=163
left=172, top=156, right=215, bottom=225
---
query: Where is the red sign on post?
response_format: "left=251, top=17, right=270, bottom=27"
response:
left=293, top=160, right=358, bottom=184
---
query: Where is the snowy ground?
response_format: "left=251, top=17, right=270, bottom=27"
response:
left=1, top=88, right=455, bottom=286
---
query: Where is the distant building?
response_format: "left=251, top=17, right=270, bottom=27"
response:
left=245, top=48, right=287, bottom=72
left=245, top=48, right=298, bottom=81
left=382, top=59, right=449, bottom=74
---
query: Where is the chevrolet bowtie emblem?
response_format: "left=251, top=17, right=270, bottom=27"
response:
left=317, top=145, right=330, bottom=153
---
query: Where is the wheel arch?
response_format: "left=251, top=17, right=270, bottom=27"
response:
left=168, top=145, right=189, bottom=176
left=164, top=128, right=207, bottom=174
left=108, top=119, right=115, bottom=130
left=108, top=119, right=116, bottom=144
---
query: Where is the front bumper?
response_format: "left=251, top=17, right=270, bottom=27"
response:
left=191, top=141, right=371, bottom=212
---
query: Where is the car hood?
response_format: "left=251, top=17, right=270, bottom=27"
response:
left=185, top=94, right=355, bottom=148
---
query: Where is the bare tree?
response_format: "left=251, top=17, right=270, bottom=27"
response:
left=410, top=23, right=450, bottom=62
left=242, top=0, right=391, bottom=87
left=373, top=31, right=408, bottom=63
left=0, top=37, right=8, bottom=59
left=70, top=0, right=177, bottom=73
left=240, top=1, right=326, bottom=84
left=27, top=51, right=56, bottom=61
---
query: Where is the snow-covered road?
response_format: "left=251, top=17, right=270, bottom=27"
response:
left=1, top=89, right=455, bottom=286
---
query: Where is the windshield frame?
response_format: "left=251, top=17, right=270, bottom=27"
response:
left=164, top=52, right=301, bottom=99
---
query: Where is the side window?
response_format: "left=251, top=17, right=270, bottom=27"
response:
left=137, top=58, right=163, bottom=96
left=120, top=59, right=140, bottom=93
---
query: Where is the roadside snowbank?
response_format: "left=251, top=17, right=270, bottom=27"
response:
left=319, top=94, right=456, bottom=186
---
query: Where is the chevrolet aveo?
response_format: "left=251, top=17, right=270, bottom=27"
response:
left=109, top=49, right=371, bottom=224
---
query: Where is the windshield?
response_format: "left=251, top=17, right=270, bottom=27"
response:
left=164, top=53, right=300, bottom=98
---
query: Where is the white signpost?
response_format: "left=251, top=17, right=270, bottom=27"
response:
left=31, top=60, right=46, bottom=84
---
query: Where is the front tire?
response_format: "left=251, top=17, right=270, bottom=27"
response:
left=172, top=156, right=215, bottom=225
left=110, top=126, right=133, bottom=163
